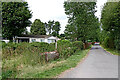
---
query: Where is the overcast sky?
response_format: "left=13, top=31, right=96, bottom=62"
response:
left=26, top=0, right=107, bottom=34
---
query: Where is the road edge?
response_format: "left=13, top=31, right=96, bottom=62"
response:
left=100, top=45, right=117, bottom=56
left=57, top=49, right=91, bottom=78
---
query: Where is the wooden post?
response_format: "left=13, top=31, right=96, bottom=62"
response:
left=55, top=38, right=58, bottom=50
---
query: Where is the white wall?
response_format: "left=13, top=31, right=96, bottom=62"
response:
left=29, top=38, right=47, bottom=43
left=29, top=36, right=58, bottom=43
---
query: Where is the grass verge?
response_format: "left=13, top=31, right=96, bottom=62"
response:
left=101, top=45, right=120, bottom=56
left=3, top=49, right=89, bottom=78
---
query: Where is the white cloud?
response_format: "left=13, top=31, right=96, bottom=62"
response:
left=26, top=0, right=107, bottom=33
left=26, top=0, right=68, bottom=34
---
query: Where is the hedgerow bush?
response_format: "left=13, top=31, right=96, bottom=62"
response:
left=114, top=39, right=120, bottom=50
left=57, top=40, right=84, bottom=59
left=103, top=37, right=114, bottom=49
left=2, top=42, right=55, bottom=59
left=2, top=40, right=86, bottom=78
left=49, top=43, right=55, bottom=51
left=57, top=40, right=71, bottom=58
left=72, top=41, right=84, bottom=50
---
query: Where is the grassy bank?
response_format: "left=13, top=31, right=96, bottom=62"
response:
left=101, top=45, right=120, bottom=56
left=3, top=49, right=89, bottom=78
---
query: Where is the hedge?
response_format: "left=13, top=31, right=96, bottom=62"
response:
left=2, top=42, right=55, bottom=59
left=72, top=41, right=84, bottom=50
left=57, top=40, right=84, bottom=59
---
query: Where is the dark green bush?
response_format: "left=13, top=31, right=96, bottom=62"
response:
left=72, top=41, right=84, bottom=50
left=49, top=43, right=55, bottom=51
left=103, top=37, right=114, bottom=49
left=2, top=42, right=56, bottom=59
left=57, top=40, right=71, bottom=51
left=30, top=42, right=49, bottom=53
left=114, top=39, right=120, bottom=50
left=57, top=40, right=73, bottom=58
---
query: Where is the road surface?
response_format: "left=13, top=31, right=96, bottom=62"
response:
left=59, top=45, right=118, bottom=78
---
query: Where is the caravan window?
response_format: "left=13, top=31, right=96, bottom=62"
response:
left=40, top=39, right=45, bottom=42
left=48, top=39, right=55, bottom=43
left=31, top=39, right=36, bottom=42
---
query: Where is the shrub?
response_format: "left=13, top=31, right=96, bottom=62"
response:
left=72, top=41, right=84, bottom=50
left=57, top=40, right=72, bottom=58
left=49, top=43, right=55, bottom=51
left=114, top=39, right=120, bottom=50
left=0, top=41, right=6, bottom=48
left=103, top=37, right=114, bottom=49
left=2, top=42, right=18, bottom=58
left=57, top=40, right=71, bottom=51
left=30, top=42, right=49, bottom=53
left=2, top=42, right=56, bottom=59
left=15, top=42, right=31, bottom=55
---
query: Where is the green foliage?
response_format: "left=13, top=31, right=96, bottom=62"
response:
left=45, top=20, right=61, bottom=36
left=72, top=41, right=84, bottom=50
left=2, top=42, right=55, bottom=59
left=2, top=2, right=32, bottom=40
left=49, top=43, right=55, bottom=51
left=3, top=49, right=89, bottom=78
left=57, top=40, right=72, bottom=58
left=101, top=2, right=120, bottom=50
left=52, top=21, right=61, bottom=37
left=29, top=50, right=89, bottom=78
left=103, top=37, right=109, bottom=48
left=2, top=42, right=56, bottom=78
left=0, top=41, right=6, bottom=48
left=22, top=51, right=46, bottom=66
left=2, top=40, right=88, bottom=78
left=103, top=36, right=114, bottom=49
left=46, top=20, right=54, bottom=35
left=114, top=39, right=120, bottom=50
left=57, top=40, right=84, bottom=59
left=64, top=2, right=100, bottom=42
left=31, top=19, right=46, bottom=35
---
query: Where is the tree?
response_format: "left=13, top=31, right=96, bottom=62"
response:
left=64, top=2, right=99, bottom=42
left=30, top=19, right=46, bottom=35
left=101, top=2, right=120, bottom=50
left=47, top=20, right=54, bottom=35
left=2, top=2, right=32, bottom=40
left=52, top=21, right=61, bottom=37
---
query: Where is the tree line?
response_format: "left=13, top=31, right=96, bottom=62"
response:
left=100, top=2, right=120, bottom=50
left=30, top=19, right=61, bottom=37
left=3, top=1, right=120, bottom=52
left=2, top=2, right=61, bottom=40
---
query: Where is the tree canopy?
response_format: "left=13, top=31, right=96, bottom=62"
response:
left=31, top=19, right=46, bottom=35
left=52, top=21, right=61, bottom=37
left=45, top=20, right=61, bottom=36
left=2, top=2, right=32, bottom=40
left=64, top=2, right=99, bottom=42
left=100, top=2, right=120, bottom=50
